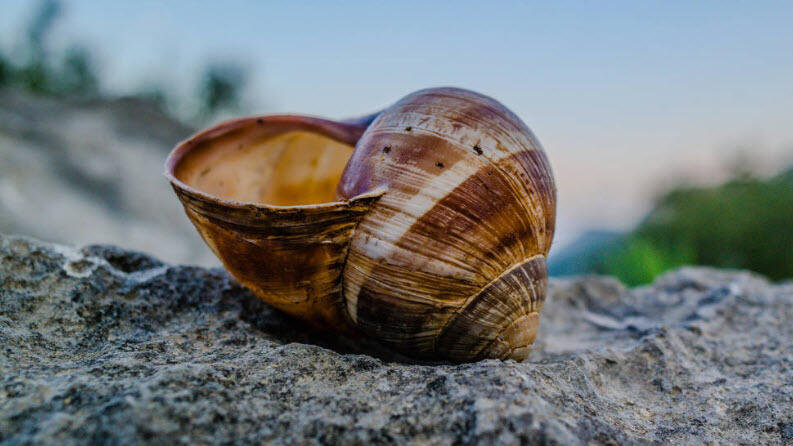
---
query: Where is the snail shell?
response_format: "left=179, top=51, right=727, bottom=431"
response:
left=165, top=87, right=556, bottom=362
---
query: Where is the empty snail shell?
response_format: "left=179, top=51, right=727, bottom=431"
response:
left=164, top=87, right=556, bottom=362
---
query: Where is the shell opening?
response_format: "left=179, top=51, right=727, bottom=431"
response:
left=172, top=119, right=355, bottom=206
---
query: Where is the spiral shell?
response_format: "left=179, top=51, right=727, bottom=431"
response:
left=338, top=88, right=555, bottom=361
left=165, top=87, right=556, bottom=362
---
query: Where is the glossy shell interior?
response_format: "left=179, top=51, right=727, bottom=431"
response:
left=174, top=126, right=352, bottom=206
left=165, top=116, right=382, bottom=332
left=165, top=88, right=556, bottom=362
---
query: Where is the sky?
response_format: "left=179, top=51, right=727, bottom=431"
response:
left=2, top=0, right=793, bottom=249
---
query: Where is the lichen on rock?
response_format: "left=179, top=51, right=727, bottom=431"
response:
left=1, top=233, right=791, bottom=444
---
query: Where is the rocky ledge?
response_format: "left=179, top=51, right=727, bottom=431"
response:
left=1, top=233, right=791, bottom=445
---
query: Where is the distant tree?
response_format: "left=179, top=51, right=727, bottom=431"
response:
left=0, top=56, right=10, bottom=87
left=17, top=0, right=60, bottom=93
left=17, top=62, right=50, bottom=94
left=59, top=45, right=98, bottom=96
left=197, top=61, right=247, bottom=117
left=25, top=0, right=61, bottom=62
left=597, top=237, right=695, bottom=286
left=8, top=0, right=98, bottom=98
left=3, top=0, right=254, bottom=123
left=594, top=168, right=793, bottom=284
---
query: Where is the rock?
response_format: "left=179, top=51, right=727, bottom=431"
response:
left=0, top=89, right=217, bottom=266
left=1, top=233, right=792, bottom=445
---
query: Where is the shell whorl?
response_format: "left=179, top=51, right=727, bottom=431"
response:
left=337, top=87, right=556, bottom=361
left=165, top=87, right=556, bottom=362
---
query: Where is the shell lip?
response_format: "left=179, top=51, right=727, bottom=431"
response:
left=164, top=114, right=386, bottom=212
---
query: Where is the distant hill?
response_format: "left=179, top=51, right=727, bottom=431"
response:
left=592, top=166, right=793, bottom=285
left=0, top=88, right=218, bottom=266
left=548, top=230, right=622, bottom=277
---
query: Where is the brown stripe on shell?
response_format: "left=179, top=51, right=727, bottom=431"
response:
left=338, top=87, right=541, bottom=200
left=174, top=184, right=382, bottom=333
left=166, top=87, right=557, bottom=362
left=339, top=88, right=556, bottom=359
left=435, top=255, right=547, bottom=362
left=165, top=114, right=384, bottom=334
left=497, top=149, right=556, bottom=254
left=348, top=150, right=555, bottom=357
left=480, top=312, right=539, bottom=361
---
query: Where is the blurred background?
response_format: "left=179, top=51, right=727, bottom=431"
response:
left=1, top=0, right=791, bottom=284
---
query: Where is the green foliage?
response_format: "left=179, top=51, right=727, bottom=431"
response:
left=598, top=237, right=695, bottom=286
left=0, top=0, right=249, bottom=122
left=25, top=0, right=61, bottom=59
left=1, top=0, right=97, bottom=98
left=59, top=46, right=98, bottom=96
left=197, top=62, right=248, bottom=117
left=16, top=61, right=51, bottom=94
left=597, top=169, right=793, bottom=284
left=0, top=57, right=10, bottom=87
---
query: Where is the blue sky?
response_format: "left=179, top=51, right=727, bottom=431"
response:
left=3, top=0, right=792, bottom=247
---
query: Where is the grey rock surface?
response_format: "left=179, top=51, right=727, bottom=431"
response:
left=1, top=233, right=792, bottom=445
left=0, top=89, right=217, bottom=266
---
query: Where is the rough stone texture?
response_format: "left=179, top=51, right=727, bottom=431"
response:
left=0, top=89, right=216, bottom=266
left=1, top=233, right=792, bottom=445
